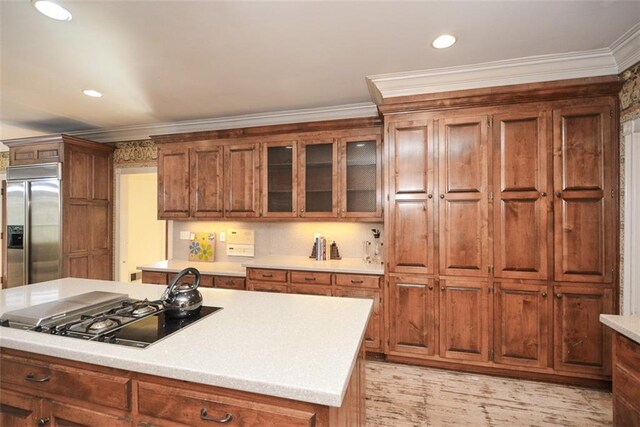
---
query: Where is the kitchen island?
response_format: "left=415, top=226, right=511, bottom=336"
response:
left=0, top=278, right=372, bottom=426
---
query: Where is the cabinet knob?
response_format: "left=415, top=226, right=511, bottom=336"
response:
left=556, top=293, right=563, bottom=299
left=300, top=208, right=305, bottom=213
left=427, top=194, right=433, bottom=199
left=439, top=194, right=445, bottom=199
left=441, top=286, right=445, bottom=291
left=428, top=285, right=433, bottom=290
left=556, top=192, right=562, bottom=198
left=541, top=192, right=547, bottom=197
left=541, top=292, right=548, bottom=298
left=37, top=418, right=50, bottom=427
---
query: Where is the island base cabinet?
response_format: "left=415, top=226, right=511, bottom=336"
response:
left=612, top=332, right=640, bottom=427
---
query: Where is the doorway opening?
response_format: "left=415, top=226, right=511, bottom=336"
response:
left=115, top=168, right=166, bottom=283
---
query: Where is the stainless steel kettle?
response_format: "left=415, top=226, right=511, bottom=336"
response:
left=161, top=267, right=203, bottom=318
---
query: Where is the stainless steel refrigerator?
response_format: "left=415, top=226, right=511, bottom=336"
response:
left=6, top=163, right=62, bottom=287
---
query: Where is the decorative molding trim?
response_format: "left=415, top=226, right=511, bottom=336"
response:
left=0, top=152, right=9, bottom=173
left=611, top=22, right=640, bottom=73
left=367, top=49, right=619, bottom=103
left=63, top=103, right=378, bottom=143
left=113, top=140, right=157, bottom=167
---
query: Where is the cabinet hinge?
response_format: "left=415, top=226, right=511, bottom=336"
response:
left=612, top=189, right=615, bottom=198
left=610, top=110, right=613, bottom=118
left=488, top=265, right=494, bottom=274
left=489, top=349, right=494, bottom=360
left=488, top=117, right=493, bottom=128
left=488, top=192, right=493, bottom=201
left=386, top=194, right=390, bottom=201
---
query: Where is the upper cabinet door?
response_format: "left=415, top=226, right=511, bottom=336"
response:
left=299, top=139, right=338, bottom=218
left=157, top=146, right=190, bottom=219
left=387, top=120, right=435, bottom=275
left=553, top=105, right=614, bottom=283
left=190, top=145, right=223, bottom=218
left=225, top=143, right=260, bottom=218
left=339, top=135, right=382, bottom=218
left=262, top=140, right=298, bottom=218
left=438, top=116, right=490, bottom=277
left=493, top=111, right=550, bottom=280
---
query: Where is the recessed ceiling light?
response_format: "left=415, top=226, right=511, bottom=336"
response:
left=83, top=89, right=103, bottom=98
left=32, top=0, right=73, bottom=21
left=432, top=34, right=456, bottom=49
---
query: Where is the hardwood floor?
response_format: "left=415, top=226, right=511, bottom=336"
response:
left=366, top=361, right=612, bottom=426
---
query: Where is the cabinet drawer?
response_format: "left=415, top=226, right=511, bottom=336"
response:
left=290, top=271, right=332, bottom=286
left=249, top=282, right=288, bottom=293
left=248, top=269, right=287, bottom=283
left=215, top=276, right=246, bottom=290
left=137, top=381, right=315, bottom=426
left=290, top=284, right=332, bottom=296
left=141, top=271, right=168, bottom=285
left=0, top=354, right=130, bottom=410
left=335, top=274, right=380, bottom=289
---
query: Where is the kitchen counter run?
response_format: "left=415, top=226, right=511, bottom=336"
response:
left=0, top=278, right=372, bottom=407
left=137, top=259, right=246, bottom=277
left=243, top=255, right=384, bottom=275
left=600, top=314, right=640, bottom=344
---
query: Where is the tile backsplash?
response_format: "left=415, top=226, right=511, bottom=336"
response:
left=171, top=221, right=384, bottom=263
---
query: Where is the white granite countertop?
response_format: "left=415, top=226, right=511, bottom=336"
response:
left=243, top=255, right=384, bottom=275
left=0, top=278, right=372, bottom=407
left=600, top=314, right=640, bottom=344
left=138, top=260, right=246, bottom=277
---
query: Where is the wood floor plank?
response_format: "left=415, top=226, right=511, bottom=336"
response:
left=365, top=361, right=612, bottom=426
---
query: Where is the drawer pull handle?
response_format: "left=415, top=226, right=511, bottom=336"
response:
left=26, top=372, right=50, bottom=383
left=304, top=277, right=316, bottom=281
left=37, top=417, right=50, bottom=427
left=351, top=280, right=364, bottom=284
left=200, top=409, right=233, bottom=423
left=261, top=274, right=273, bottom=278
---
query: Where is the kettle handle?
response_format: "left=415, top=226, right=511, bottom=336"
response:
left=162, top=267, right=201, bottom=302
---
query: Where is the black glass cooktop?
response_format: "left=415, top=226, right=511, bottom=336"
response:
left=97, top=306, right=222, bottom=348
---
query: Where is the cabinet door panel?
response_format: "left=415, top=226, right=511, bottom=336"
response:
left=390, top=200, right=433, bottom=274
left=553, top=284, right=613, bottom=376
left=389, top=276, right=436, bottom=357
left=553, top=105, right=614, bottom=283
left=389, top=121, right=433, bottom=196
left=494, top=282, right=549, bottom=368
left=299, top=140, right=338, bottom=217
left=439, top=279, right=490, bottom=362
left=336, top=288, right=382, bottom=352
left=263, top=141, right=298, bottom=218
left=92, top=153, right=111, bottom=202
left=0, top=388, right=41, bottom=427
left=157, top=147, right=190, bottom=219
left=493, top=112, right=550, bottom=279
left=225, top=144, right=260, bottom=217
left=439, top=116, right=489, bottom=277
left=341, top=135, right=382, bottom=218
left=68, top=149, right=91, bottom=200
left=190, top=146, right=224, bottom=218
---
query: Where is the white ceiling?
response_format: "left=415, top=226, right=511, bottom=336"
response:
left=1, top=0, right=639, bottom=141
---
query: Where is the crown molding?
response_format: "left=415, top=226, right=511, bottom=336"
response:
left=611, top=22, right=640, bottom=73
left=367, top=49, right=619, bottom=104
left=60, top=102, right=377, bottom=143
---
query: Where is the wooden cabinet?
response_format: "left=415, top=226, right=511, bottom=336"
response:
left=439, top=279, right=491, bottom=362
left=262, top=140, right=298, bottom=218
left=9, top=140, right=62, bottom=165
left=191, top=145, right=224, bottom=218
left=1, top=348, right=364, bottom=427
left=336, top=288, right=382, bottom=351
left=157, top=145, right=191, bottom=219
left=611, top=332, right=640, bottom=427
left=225, top=143, right=260, bottom=218
left=493, top=111, right=551, bottom=280
left=388, top=275, right=437, bottom=357
left=438, top=115, right=490, bottom=278
left=494, top=281, right=550, bottom=368
left=553, top=284, right=613, bottom=376
left=141, top=270, right=245, bottom=290
left=141, top=270, right=169, bottom=285
left=553, top=104, right=615, bottom=283
left=215, top=276, right=246, bottom=290
left=387, top=119, right=435, bottom=275
left=340, top=134, right=383, bottom=218
left=299, top=139, right=338, bottom=218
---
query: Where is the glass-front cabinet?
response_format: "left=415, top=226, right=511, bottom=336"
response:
left=299, top=139, right=338, bottom=218
left=262, top=140, right=297, bottom=217
left=340, top=135, right=382, bottom=218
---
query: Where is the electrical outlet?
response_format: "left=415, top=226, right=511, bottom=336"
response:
left=220, top=232, right=226, bottom=242
left=180, top=231, right=191, bottom=240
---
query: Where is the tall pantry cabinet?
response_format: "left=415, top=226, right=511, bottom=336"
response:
left=382, top=77, right=620, bottom=383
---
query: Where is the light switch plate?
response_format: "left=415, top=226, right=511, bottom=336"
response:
left=180, top=231, right=191, bottom=240
left=220, top=232, right=226, bottom=242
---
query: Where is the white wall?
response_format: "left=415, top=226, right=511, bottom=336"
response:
left=623, top=117, right=640, bottom=315
left=171, top=221, right=384, bottom=263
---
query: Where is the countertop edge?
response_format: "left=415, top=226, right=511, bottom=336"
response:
left=600, top=314, right=640, bottom=344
